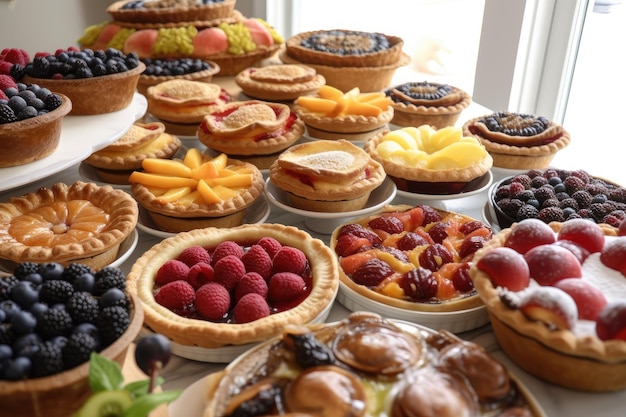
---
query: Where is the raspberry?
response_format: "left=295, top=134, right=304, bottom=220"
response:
left=233, top=293, right=270, bottom=324
left=176, top=245, right=210, bottom=267
left=213, top=254, right=246, bottom=291
left=256, top=237, right=282, bottom=259
left=186, top=262, right=214, bottom=289
left=241, top=244, right=273, bottom=280
left=195, top=282, right=230, bottom=320
left=235, top=272, right=268, bottom=302
left=0, top=74, right=16, bottom=91
left=511, top=174, right=532, bottom=189
left=154, top=280, right=195, bottom=314
left=272, top=246, right=307, bottom=275
left=155, top=259, right=190, bottom=286
left=508, top=181, right=526, bottom=196
left=268, top=272, right=306, bottom=302
left=211, top=241, right=244, bottom=265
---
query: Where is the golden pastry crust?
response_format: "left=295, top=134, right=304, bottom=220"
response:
left=0, top=93, right=72, bottom=168
left=294, top=103, right=394, bottom=134
left=107, top=0, right=237, bottom=24
left=235, top=64, right=326, bottom=101
left=197, top=100, right=305, bottom=156
left=285, top=29, right=405, bottom=67
left=137, top=61, right=220, bottom=96
left=0, top=181, right=138, bottom=268
left=126, top=223, right=339, bottom=348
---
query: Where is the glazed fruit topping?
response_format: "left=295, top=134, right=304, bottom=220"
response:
left=141, top=57, right=212, bottom=76
left=479, top=112, right=550, bottom=137
left=1, top=81, right=64, bottom=124
left=300, top=30, right=390, bottom=55
left=295, top=85, right=392, bottom=118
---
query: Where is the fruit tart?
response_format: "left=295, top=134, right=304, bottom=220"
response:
left=203, top=312, right=543, bottom=417
left=471, top=218, right=626, bottom=391
left=197, top=100, right=305, bottom=169
left=0, top=181, right=138, bottom=271
left=235, top=64, right=326, bottom=101
left=126, top=223, right=339, bottom=348
left=462, top=111, right=571, bottom=170
left=385, top=81, right=472, bottom=129
left=106, top=0, right=237, bottom=24
left=364, top=125, right=493, bottom=194
left=137, top=57, right=220, bottom=96
left=268, top=139, right=387, bottom=213
left=330, top=204, right=493, bottom=320
left=130, top=149, right=265, bottom=233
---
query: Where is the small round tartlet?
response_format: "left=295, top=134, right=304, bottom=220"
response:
left=0, top=181, right=138, bottom=271
left=137, top=58, right=220, bottom=96
left=462, top=111, right=571, bottom=170
left=126, top=223, right=339, bottom=348
left=235, top=64, right=326, bottom=101
left=385, top=81, right=472, bottom=129
left=364, top=125, right=493, bottom=194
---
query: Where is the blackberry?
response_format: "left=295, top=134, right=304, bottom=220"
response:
left=66, top=292, right=99, bottom=324
left=37, top=306, right=73, bottom=339
left=587, top=181, right=610, bottom=196
left=97, top=306, right=130, bottom=346
left=541, top=198, right=560, bottom=209
left=559, top=198, right=579, bottom=211
left=515, top=189, right=535, bottom=202
left=571, top=190, right=593, bottom=208
left=537, top=207, right=564, bottom=223
left=533, top=186, right=556, bottom=203
left=497, top=198, right=523, bottom=218
left=39, top=280, right=75, bottom=305
left=0, top=103, right=17, bottom=124
left=511, top=174, right=532, bottom=189
left=94, top=267, right=126, bottom=295
left=0, top=276, right=19, bottom=301
left=13, top=262, right=39, bottom=280
left=62, top=263, right=95, bottom=284
left=287, top=332, right=335, bottom=368
left=30, top=340, right=64, bottom=378
left=563, top=176, right=586, bottom=194
left=516, top=204, right=539, bottom=221
left=44, top=93, right=62, bottom=111
left=62, top=332, right=99, bottom=369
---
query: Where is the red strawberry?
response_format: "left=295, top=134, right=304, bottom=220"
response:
left=0, top=74, right=16, bottom=91
left=211, top=240, right=244, bottom=265
left=241, top=244, right=273, bottom=280
left=213, top=254, right=246, bottom=291
left=235, top=272, right=268, bottom=302
left=155, top=280, right=195, bottom=313
left=233, top=293, right=270, bottom=324
left=186, top=262, right=214, bottom=289
left=272, top=246, right=307, bottom=275
left=177, top=245, right=210, bottom=267
left=268, top=272, right=306, bottom=302
left=155, top=259, right=190, bottom=286
left=195, top=282, right=231, bottom=320
left=257, top=236, right=282, bottom=259
left=334, top=234, right=371, bottom=257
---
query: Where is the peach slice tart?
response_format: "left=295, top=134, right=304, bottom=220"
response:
left=130, top=148, right=264, bottom=233
left=471, top=218, right=626, bottom=391
left=364, top=125, right=493, bottom=194
left=0, top=181, right=138, bottom=271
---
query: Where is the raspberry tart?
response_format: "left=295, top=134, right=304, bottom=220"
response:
left=471, top=218, right=626, bottom=391
left=126, top=223, right=339, bottom=349
left=203, top=312, right=543, bottom=417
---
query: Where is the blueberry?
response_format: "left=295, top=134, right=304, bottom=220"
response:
left=11, top=311, right=37, bottom=335
left=22, top=272, right=43, bottom=285
left=73, top=272, right=95, bottom=293
left=99, top=288, right=126, bottom=308
left=0, top=344, right=12, bottom=362
left=29, top=302, right=48, bottom=317
left=0, top=300, right=21, bottom=321
left=38, top=262, right=64, bottom=281
left=7, top=95, right=27, bottom=113
left=9, top=281, right=39, bottom=308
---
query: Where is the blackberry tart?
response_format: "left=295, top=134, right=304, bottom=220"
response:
left=463, top=111, right=571, bottom=170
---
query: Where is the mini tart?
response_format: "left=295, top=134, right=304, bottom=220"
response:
left=385, top=82, right=472, bottom=129
left=293, top=101, right=394, bottom=136
left=203, top=312, right=541, bottom=417
left=268, top=140, right=387, bottom=212
left=470, top=222, right=626, bottom=391
left=0, top=181, right=138, bottom=270
left=126, top=223, right=339, bottom=348
left=137, top=60, right=220, bottom=96
left=197, top=100, right=305, bottom=157
left=364, top=126, right=493, bottom=194
left=107, top=0, right=237, bottom=24
left=462, top=112, right=571, bottom=170
left=0, top=93, right=72, bottom=168
left=285, top=29, right=405, bottom=68
left=331, top=204, right=492, bottom=313
left=235, top=64, right=326, bottom=101
left=131, top=158, right=264, bottom=233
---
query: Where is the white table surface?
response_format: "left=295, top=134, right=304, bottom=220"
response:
left=1, top=79, right=625, bottom=416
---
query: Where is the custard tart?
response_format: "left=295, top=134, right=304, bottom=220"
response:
left=235, top=64, right=326, bottom=101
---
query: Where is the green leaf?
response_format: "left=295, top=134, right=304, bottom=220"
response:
left=88, top=352, right=125, bottom=392
left=123, top=377, right=164, bottom=397
left=123, top=391, right=182, bottom=417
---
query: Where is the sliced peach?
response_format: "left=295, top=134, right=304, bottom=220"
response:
left=123, top=29, right=158, bottom=58
left=197, top=179, right=222, bottom=204
left=345, top=100, right=382, bottom=117
left=210, top=153, right=228, bottom=170
left=190, top=161, right=220, bottom=180
left=296, top=96, right=338, bottom=114
left=142, top=158, right=192, bottom=177
left=156, top=187, right=193, bottom=203
left=192, top=27, right=229, bottom=56
left=183, top=148, right=204, bottom=169
left=205, top=173, right=253, bottom=188
left=145, top=186, right=168, bottom=197
left=212, top=185, right=237, bottom=201
left=176, top=190, right=203, bottom=206
left=317, top=85, right=345, bottom=101
left=243, top=18, right=273, bottom=46
left=129, top=171, right=198, bottom=188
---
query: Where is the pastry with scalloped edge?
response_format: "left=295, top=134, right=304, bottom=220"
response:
left=235, top=64, right=325, bottom=101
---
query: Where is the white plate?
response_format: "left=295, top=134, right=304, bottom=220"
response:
left=78, top=163, right=132, bottom=191
left=395, top=170, right=493, bottom=201
left=0, top=93, right=147, bottom=192
left=109, top=229, right=139, bottom=268
left=264, top=177, right=397, bottom=234
left=135, top=194, right=272, bottom=239
left=482, top=201, right=502, bottom=233
left=490, top=166, right=529, bottom=182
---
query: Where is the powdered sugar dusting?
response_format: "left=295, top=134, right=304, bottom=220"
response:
left=297, top=150, right=355, bottom=170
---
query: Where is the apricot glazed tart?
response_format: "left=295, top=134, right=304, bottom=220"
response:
left=462, top=112, right=571, bottom=170
left=268, top=139, right=387, bottom=213
left=330, top=204, right=493, bottom=315
left=126, top=223, right=339, bottom=348
left=235, top=64, right=326, bottom=101
left=203, top=312, right=544, bottom=417
left=471, top=218, right=626, bottom=391
left=365, top=125, right=493, bottom=194
left=385, top=81, right=472, bottom=129
left=0, top=181, right=138, bottom=270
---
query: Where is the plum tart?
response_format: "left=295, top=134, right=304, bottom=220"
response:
left=235, top=64, right=326, bottom=101
left=268, top=139, right=387, bottom=212
left=463, top=112, right=571, bottom=170
left=385, top=81, right=472, bottom=129
left=365, top=125, right=493, bottom=194
left=126, top=223, right=339, bottom=348
left=203, top=312, right=542, bottom=417
left=330, top=204, right=493, bottom=313
left=471, top=219, right=626, bottom=391
left=0, top=181, right=138, bottom=271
